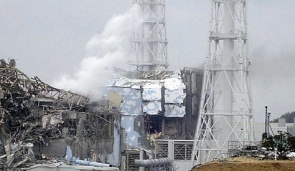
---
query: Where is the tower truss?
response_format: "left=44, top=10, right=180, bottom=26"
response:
left=130, top=0, right=168, bottom=71
left=192, top=0, right=254, bottom=165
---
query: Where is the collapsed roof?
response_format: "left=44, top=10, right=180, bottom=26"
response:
left=0, top=59, right=119, bottom=169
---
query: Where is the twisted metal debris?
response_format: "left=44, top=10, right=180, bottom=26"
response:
left=0, top=59, right=89, bottom=110
left=0, top=59, right=100, bottom=169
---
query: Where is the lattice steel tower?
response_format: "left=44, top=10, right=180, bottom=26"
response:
left=192, top=0, right=254, bottom=165
left=130, top=0, right=168, bottom=71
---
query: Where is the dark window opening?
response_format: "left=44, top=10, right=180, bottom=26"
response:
left=145, top=115, right=162, bottom=134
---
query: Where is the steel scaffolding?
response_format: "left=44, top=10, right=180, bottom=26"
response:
left=192, top=0, right=254, bottom=165
left=130, top=0, right=168, bottom=71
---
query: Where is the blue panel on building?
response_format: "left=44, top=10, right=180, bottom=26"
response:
left=121, top=116, right=141, bottom=148
left=142, top=87, right=162, bottom=101
left=106, top=87, right=142, bottom=116
left=165, top=88, right=185, bottom=104
left=164, top=104, right=186, bottom=117
left=143, top=101, right=162, bottom=115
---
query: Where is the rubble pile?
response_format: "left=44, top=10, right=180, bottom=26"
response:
left=0, top=59, right=115, bottom=170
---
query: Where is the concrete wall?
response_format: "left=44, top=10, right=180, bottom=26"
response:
left=35, top=109, right=121, bottom=166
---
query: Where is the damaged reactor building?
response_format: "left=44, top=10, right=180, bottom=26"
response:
left=0, top=59, right=121, bottom=170
left=104, top=69, right=202, bottom=170
left=0, top=0, right=259, bottom=170
left=0, top=1, right=204, bottom=171
left=0, top=59, right=202, bottom=170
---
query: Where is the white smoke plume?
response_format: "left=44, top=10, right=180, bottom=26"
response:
left=53, top=5, right=141, bottom=100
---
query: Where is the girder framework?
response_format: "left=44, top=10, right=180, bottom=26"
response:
left=130, top=0, right=168, bottom=71
left=0, top=59, right=88, bottom=109
left=0, top=59, right=122, bottom=169
left=192, top=0, right=254, bottom=165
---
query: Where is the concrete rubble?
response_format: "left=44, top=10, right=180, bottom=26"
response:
left=0, top=59, right=118, bottom=170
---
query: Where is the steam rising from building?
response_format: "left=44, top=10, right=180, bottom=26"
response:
left=53, top=5, right=142, bottom=100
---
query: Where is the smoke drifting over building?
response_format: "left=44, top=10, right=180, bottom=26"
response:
left=53, top=5, right=142, bottom=100
left=1, top=0, right=295, bottom=170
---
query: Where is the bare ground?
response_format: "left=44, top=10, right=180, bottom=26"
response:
left=192, top=157, right=295, bottom=171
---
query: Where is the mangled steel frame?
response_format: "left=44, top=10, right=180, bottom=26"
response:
left=0, top=59, right=88, bottom=110
left=0, top=59, right=97, bottom=169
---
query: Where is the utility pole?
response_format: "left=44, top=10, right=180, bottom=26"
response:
left=267, top=112, right=271, bottom=138
left=262, top=106, right=270, bottom=139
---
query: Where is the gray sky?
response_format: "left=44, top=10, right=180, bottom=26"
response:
left=1, top=0, right=295, bottom=121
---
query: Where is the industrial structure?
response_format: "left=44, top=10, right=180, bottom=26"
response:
left=130, top=0, right=168, bottom=71
left=104, top=69, right=202, bottom=170
left=0, top=57, right=201, bottom=170
left=255, top=118, right=295, bottom=141
left=0, top=1, right=203, bottom=170
left=0, top=0, right=263, bottom=170
left=192, top=0, right=254, bottom=165
left=0, top=59, right=120, bottom=170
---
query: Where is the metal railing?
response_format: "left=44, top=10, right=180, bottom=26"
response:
left=155, top=140, right=195, bottom=161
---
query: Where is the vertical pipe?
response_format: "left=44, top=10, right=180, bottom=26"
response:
left=214, top=0, right=235, bottom=152
left=168, top=140, right=174, bottom=160
left=133, top=0, right=167, bottom=71
left=193, top=0, right=253, bottom=165
left=139, top=148, right=144, bottom=171
left=142, top=2, right=151, bottom=71
left=214, top=0, right=235, bottom=112
left=267, top=112, right=270, bottom=137
left=161, top=117, right=165, bottom=135
left=142, top=1, right=157, bottom=71
left=265, top=106, right=267, bottom=135
left=191, top=72, right=197, bottom=116
left=221, top=0, right=234, bottom=113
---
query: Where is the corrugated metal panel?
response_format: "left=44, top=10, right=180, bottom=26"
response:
left=164, top=104, right=186, bottom=117
left=106, top=87, right=142, bottom=116
left=164, top=77, right=184, bottom=90
left=121, top=116, right=141, bottom=148
left=143, top=101, right=162, bottom=115
left=142, top=87, right=162, bottom=101
left=110, top=77, right=140, bottom=88
left=165, top=88, right=185, bottom=104
left=120, top=88, right=142, bottom=115
left=111, top=77, right=162, bottom=89
left=164, top=76, right=186, bottom=104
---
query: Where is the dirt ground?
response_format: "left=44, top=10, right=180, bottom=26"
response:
left=192, top=157, right=295, bottom=171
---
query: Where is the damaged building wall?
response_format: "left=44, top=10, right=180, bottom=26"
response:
left=0, top=92, right=122, bottom=168
left=103, top=69, right=203, bottom=170
left=104, top=87, right=149, bottom=150
left=0, top=59, right=122, bottom=169
left=105, top=69, right=203, bottom=151
left=35, top=107, right=122, bottom=166
left=0, top=58, right=203, bottom=170
left=181, top=68, right=203, bottom=139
